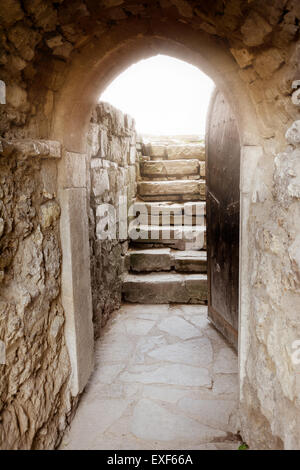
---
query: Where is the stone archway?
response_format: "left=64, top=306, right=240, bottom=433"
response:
left=48, top=23, right=263, bottom=446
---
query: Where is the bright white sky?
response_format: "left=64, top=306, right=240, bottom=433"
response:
left=100, top=55, right=214, bottom=136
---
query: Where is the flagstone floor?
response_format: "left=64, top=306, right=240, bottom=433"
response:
left=60, top=304, right=241, bottom=450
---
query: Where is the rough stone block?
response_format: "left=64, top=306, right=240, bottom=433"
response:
left=39, top=200, right=60, bottom=229
left=286, top=121, right=300, bottom=145
left=92, top=168, right=110, bottom=197
left=40, top=160, right=57, bottom=198
left=122, top=272, right=207, bottom=303
left=58, top=151, right=87, bottom=188
left=254, top=48, right=284, bottom=80
left=174, top=251, right=207, bottom=273
left=167, top=144, right=205, bottom=161
left=0, top=139, right=61, bottom=159
left=241, top=11, right=272, bottom=47
left=0, top=80, right=5, bottom=104
left=128, top=248, right=171, bottom=272
left=200, top=161, right=206, bottom=177
left=138, top=180, right=205, bottom=198
left=149, top=144, right=166, bottom=158
left=141, top=159, right=199, bottom=178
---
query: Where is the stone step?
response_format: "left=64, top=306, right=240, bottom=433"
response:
left=140, top=159, right=202, bottom=179
left=126, top=248, right=207, bottom=273
left=167, top=144, right=205, bottom=161
left=141, top=174, right=201, bottom=181
left=148, top=143, right=205, bottom=161
left=130, top=201, right=206, bottom=226
left=128, top=225, right=206, bottom=250
left=174, top=251, right=207, bottom=273
left=138, top=180, right=205, bottom=201
left=127, top=248, right=172, bottom=272
left=122, top=272, right=207, bottom=304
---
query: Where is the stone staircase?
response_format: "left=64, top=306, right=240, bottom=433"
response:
left=123, top=138, right=207, bottom=304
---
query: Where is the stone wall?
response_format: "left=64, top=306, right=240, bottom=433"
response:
left=239, top=114, right=300, bottom=450
left=87, top=102, right=137, bottom=338
left=0, top=0, right=300, bottom=450
left=0, top=140, right=74, bottom=449
left=0, top=103, right=137, bottom=449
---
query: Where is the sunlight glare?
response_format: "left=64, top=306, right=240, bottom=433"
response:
left=99, top=55, right=214, bottom=136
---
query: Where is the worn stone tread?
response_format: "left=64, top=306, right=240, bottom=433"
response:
left=122, top=272, right=207, bottom=304
left=138, top=180, right=206, bottom=199
left=141, top=159, right=200, bottom=178
left=127, top=248, right=207, bottom=273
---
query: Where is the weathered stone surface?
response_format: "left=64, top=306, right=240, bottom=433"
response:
left=61, top=398, right=130, bottom=449
left=142, top=385, right=188, bottom=403
left=254, top=48, right=284, bottom=80
left=0, top=0, right=299, bottom=452
left=88, top=103, right=136, bottom=336
left=199, top=161, right=206, bottom=178
left=141, top=159, right=200, bottom=178
left=214, top=348, right=238, bottom=374
left=0, top=80, right=5, bottom=104
left=61, top=304, right=240, bottom=449
left=286, top=121, right=300, bottom=146
left=127, top=248, right=172, bottom=272
left=158, top=315, right=201, bottom=339
left=39, top=200, right=60, bottom=229
left=0, top=146, right=73, bottom=450
left=58, top=151, right=87, bottom=189
left=149, top=337, right=213, bottom=366
left=274, top=148, right=300, bottom=207
left=167, top=144, right=205, bottom=161
left=230, top=48, right=254, bottom=68
left=59, top=187, right=94, bottom=396
left=149, top=144, right=166, bottom=158
left=178, top=397, right=235, bottom=431
left=0, top=139, right=61, bottom=159
left=0, top=0, right=24, bottom=27
left=122, top=273, right=207, bottom=304
left=241, top=11, right=272, bottom=47
left=124, top=318, right=155, bottom=335
left=120, top=364, right=211, bottom=387
left=174, top=251, right=207, bottom=273
left=138, top=180, right=206, bottom=199
left=130, top=399, right=226, bottom=443
left=213, top=374, right=239, bottom=396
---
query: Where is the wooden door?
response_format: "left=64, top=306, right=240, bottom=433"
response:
left=205, top=89, right=240, bottom=350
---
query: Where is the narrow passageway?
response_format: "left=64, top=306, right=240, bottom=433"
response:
left=61, top=131, right=242, bottom=449
left=61, top=304, right=239, bottom=450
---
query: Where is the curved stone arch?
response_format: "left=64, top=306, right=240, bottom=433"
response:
left=50, top=18, right=261, bottom=152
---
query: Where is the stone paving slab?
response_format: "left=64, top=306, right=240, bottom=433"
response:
left=61, top=304, right=240, bottom=450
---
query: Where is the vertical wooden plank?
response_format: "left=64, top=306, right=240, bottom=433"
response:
left=205, top=89, right=240, bottom=349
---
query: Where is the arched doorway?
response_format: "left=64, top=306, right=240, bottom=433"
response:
left=2, top=3, right=298, bottom=448
left=46, top=21, right=263, bottom=445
